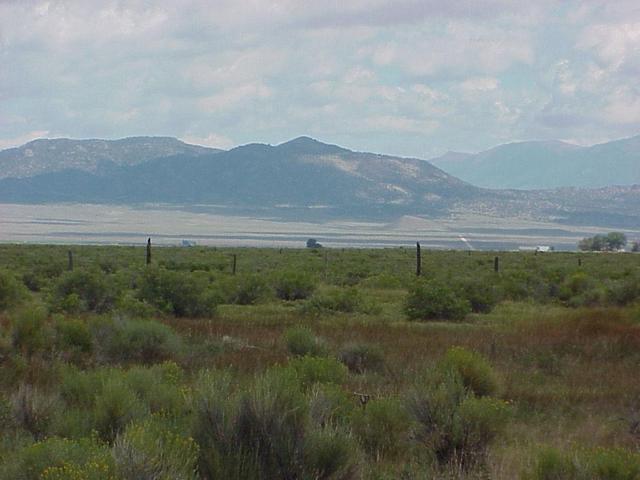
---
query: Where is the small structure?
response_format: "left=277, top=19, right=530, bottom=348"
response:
left=181, top=240, right=197, bottom=247
left=306, top=238, right=322, bottom=248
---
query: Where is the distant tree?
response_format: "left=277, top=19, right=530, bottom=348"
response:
left=578, top=232, right=627, bottom=251
left=306, top=238, right=322, bottom=248
left=632, top=241, right=640, bottom=253
left=607, top=232, right=627, bottom=250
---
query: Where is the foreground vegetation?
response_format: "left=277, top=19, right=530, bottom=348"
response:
left=1, top=244, right=640, bottom=479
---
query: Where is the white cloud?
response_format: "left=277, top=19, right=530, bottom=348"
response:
left=0, top=0, right=639, bottom=157
left=198, top=82, right=273, bottom=112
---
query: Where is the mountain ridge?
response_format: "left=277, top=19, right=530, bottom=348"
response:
left=429, top=135, right=640, bottom=189
left=0, top=135, right=638, bottom=228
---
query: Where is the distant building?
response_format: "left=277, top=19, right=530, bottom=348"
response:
left=181, top=240, right=197, bottom=247
left=306, top=238, right=322, bottom=248
left=518, top=245, right=553, bottom=252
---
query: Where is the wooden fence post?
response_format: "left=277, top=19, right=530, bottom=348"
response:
left=146, top=238, right=151, bottom=265
left=494, top=256, right=500, bottom=273
left=232, top=254, right=237, bottom=275
left=416, top=242, right=422, bottom=277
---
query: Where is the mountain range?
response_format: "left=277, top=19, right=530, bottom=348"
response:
left=430, top=136, right=640, bottom=189
left=0, top=135, right=638, bottom=228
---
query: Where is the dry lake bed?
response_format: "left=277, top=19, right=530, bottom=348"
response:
left=1, top=203, right=637, bottom=250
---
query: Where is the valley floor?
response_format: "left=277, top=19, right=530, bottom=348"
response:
left=2, top=202, right=638, bottom=250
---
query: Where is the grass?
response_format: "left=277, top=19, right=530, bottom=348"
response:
left=0, top=244, right=639, bottom=478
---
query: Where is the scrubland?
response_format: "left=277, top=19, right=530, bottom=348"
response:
left=0, top=244, right=639, bottom=479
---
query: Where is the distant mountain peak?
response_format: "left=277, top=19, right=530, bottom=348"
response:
left=277, top=136, right=350, bottom=155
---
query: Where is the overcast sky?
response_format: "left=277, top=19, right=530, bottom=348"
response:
left=1, top=1, right=639, bottom=158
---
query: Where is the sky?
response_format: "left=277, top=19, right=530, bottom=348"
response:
left=1, top=0, right=639, bottom=158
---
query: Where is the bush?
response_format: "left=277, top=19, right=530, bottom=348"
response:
left=50, top=269, right=119, bottom=313
left=54, top=317, right=93, bottom=356
left=113, top=417, right=199, bottom=480
left=93, top=378, right=147, bottom=441
left=303, top=426, right=359, bottom=479
left=352, top=398, right=411, bottom=461
left=406, top=367, right=509, bottom=468
left=0, top=269, right=27, bottom=311
left=304, top=287, right=362, bottom=313
left=307, top=384, right=356, bottom=427
left=289, top=356, right=348, bottom=388
left=226, top=274, right=271, bottom=305
left=283, top=326, right=327, bottom=357
left=338, top=343, right=385, bottom=374
left=11, top=308, right=53, bottom=357
left=193, top=367, right=357, bottom=480
left=456, top=396, right=510, bottom=461
left=458, top=277, right=500, bottom=313
left=115, top=293, right=157, bottom=319
left=90, top=317, right=182, bottom=364
left=138, top=267, right=218, bottom=317
left=0, top=437, right=115, bottom=480
left=405, top=280, right=471, bottom=321
left=194, top=368, right=307, bottom=479
left=273, top=271, right=316, bottom=301
left=116, top=319, right=182, bottom=364
left=440, top=347, right=499, bottom=397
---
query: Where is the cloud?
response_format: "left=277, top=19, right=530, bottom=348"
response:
left=0, top=0, right=639, bottom=157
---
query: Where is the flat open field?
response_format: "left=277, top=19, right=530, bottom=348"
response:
left=1, top=245, right=639, bottom=479
left=3, top=203, right=639, bottom=250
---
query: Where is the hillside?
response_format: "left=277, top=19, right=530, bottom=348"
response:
left=0, top=136, right=477, bottom=217
left=0, top=136, right=638, bottom=227
left=0, top=136, right=220, bottom=179
left=430, top=136, right=640, bottom=189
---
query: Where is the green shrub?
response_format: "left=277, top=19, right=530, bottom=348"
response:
left=406, top=368, right=509, bottom=468
left=226, top=274, right=271, bottom=305
left=195, top=367, right=308, bottom=479
left=93, top=378, right=147, bottom=441
left=303, top=426, right=360, bottom=479
left=113, top=417, right=199, bottom=480
left=456, top=396, right=510, bottom=460
left=307, top=384, right=356, bottom=427
left=283, top=326, right=327, bottom=357
left=138, top=267, right=218, bottom=317
left=405, top=280, right=471, bottom=321
left=116, top=319, right=182, bottom=364
left=606, top=276, right=640, bottom=306
left=124, top=363, right=186, bottom=415
left=289, top=356, right=348, bottom=388
left=441, top=347, right=499, bottom=397
left=304, top=287, right=362, bottom=313
left=90, top=317, right=181, bottom=364
left=458, top=277, right=500, bottom=313
left=54, top=317, right=93, bottom=355
left=0, top=436, right=115, bottom=480
left=0, top=269, right=27, bottom=311
left=50, top=269, right=119, bottom=313
left=352, top=398, right=411, bottom=461
left=406, top=371, right=467, bottom=464
left=115, top=292, right=157, bottom=319
left=273, top=271, right=316, bottom=301
left=338, top=343, right=385, bottom=374
left=11, top=308, right=53, bottom=357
